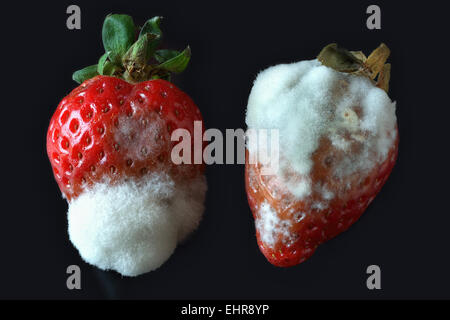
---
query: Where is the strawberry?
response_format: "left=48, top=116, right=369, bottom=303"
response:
left=46, top=14, right=206, bottom=276
left=245, top=44, right=398, bottom=267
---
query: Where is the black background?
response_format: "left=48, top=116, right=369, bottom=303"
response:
left=1, top=0, right=449, bottom=299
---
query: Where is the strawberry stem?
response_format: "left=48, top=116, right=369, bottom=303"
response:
left=72, top=14, right=191, bottom=84
left=317, top=43, right=391, bottom=93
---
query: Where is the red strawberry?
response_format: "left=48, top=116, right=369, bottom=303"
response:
left=47, top=76, right=203, bottom=201
left=46, top=14, right=206, bottom=276
left=245, top=43, right=398, bottom=267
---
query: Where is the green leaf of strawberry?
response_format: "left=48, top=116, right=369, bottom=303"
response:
left=155, top=49, right=180, bottom=63
left=139, top=16, right=163, bottom=56
left=101, top=14, right=136, bottom=65
left=317, top=43, right=363, bottom=73
left=156, top=46, right=191, bottom=73
left=139, top=16, right=162, bottom=38
left=122, top=33, right=158, bottom=71
left=97, top=52, right=110, bottom=74
left=72, top=65, right=99, bottom=84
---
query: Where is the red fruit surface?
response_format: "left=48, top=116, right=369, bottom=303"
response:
left=245, top=130, right=398, bottom=267
left=47, top=75, right=203, bottom=201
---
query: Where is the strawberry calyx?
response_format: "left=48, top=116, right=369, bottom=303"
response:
left=317, top=43, right=391, bottom=92
left=73, top=14, right=191, bottom=84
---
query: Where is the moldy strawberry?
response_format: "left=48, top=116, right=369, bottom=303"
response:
left=47, top=14, right=206, bottom=276
left=245, top=43, right=397, bottom=267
